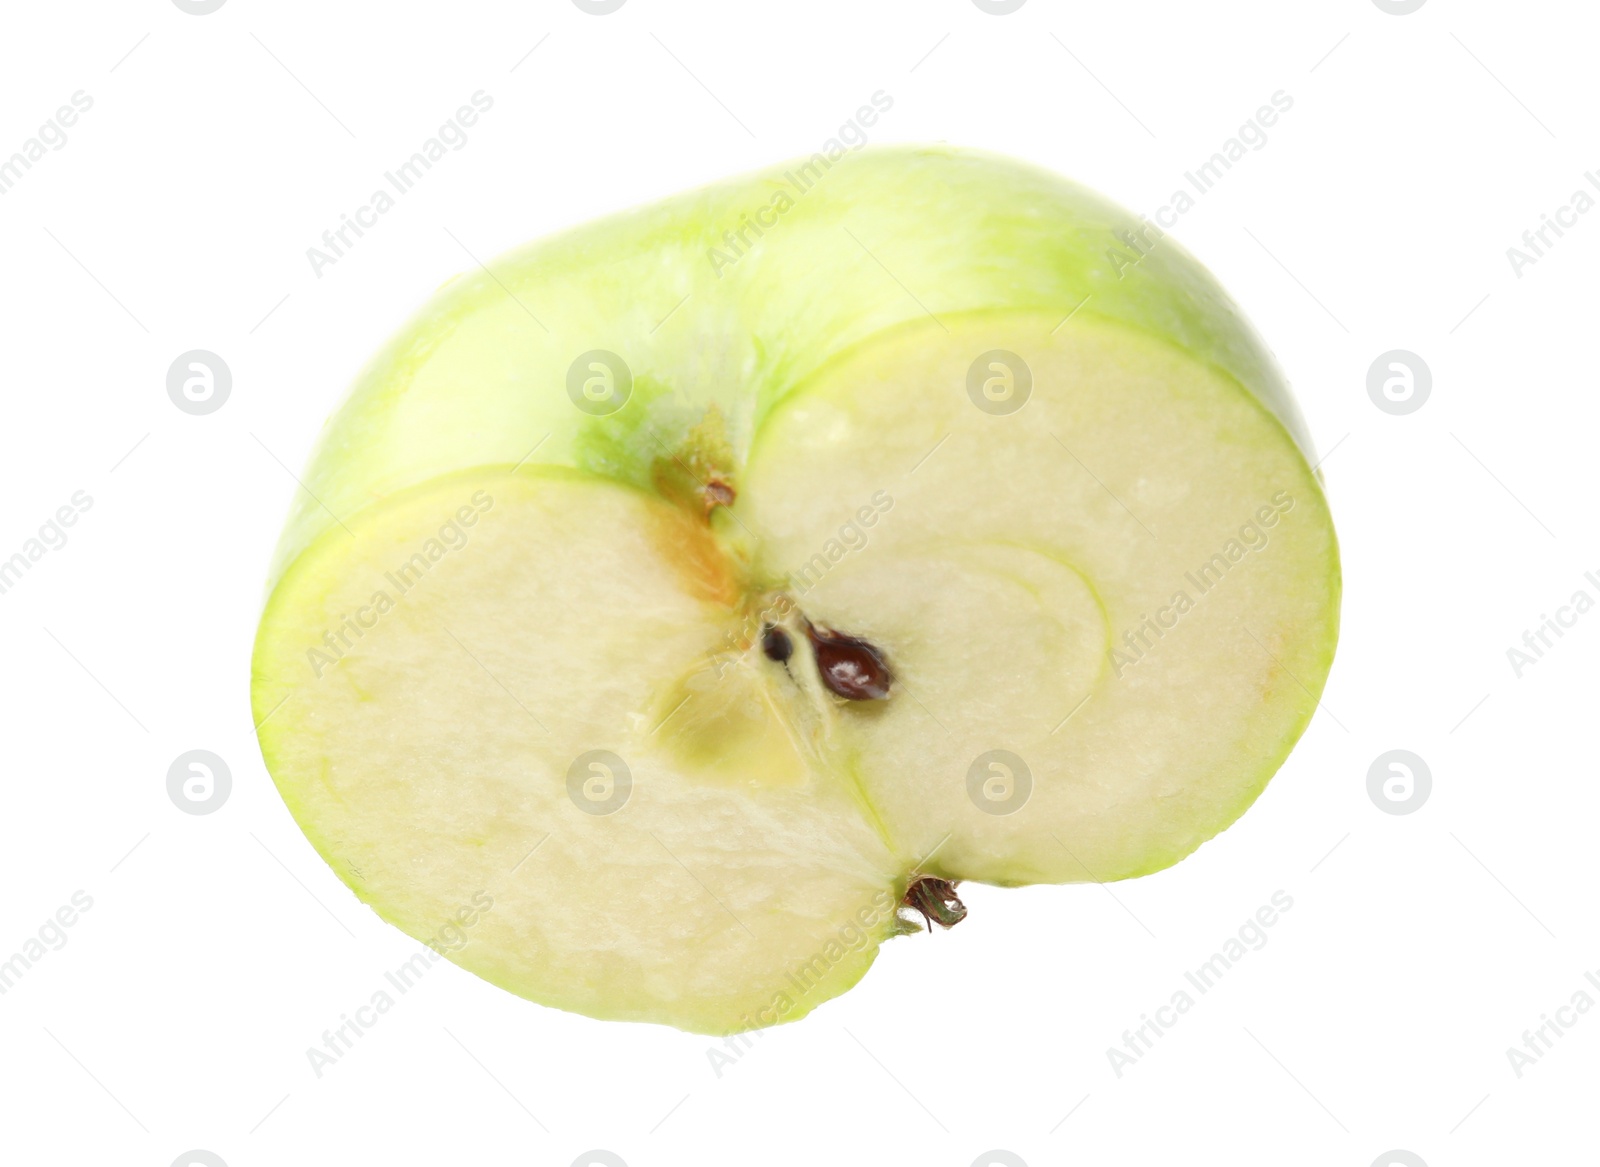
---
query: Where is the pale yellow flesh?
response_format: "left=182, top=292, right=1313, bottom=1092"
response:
left=252, top=313, right=1338, bottom=1033
left=743, top=314, right=1339, bottom=884
left=254, top=474, right=899, bottom=1032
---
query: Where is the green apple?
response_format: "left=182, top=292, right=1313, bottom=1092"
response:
left=252, top=145, right=1339, bottom=1034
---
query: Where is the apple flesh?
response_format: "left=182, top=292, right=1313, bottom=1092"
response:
left=252, top=146, right=1339, bottom=1033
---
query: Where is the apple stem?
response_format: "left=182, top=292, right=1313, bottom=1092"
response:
left=901, top=875, right=967, bottom=932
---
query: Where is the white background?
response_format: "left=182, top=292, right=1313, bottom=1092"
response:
left=0, top=1, right=1594, bottom=1164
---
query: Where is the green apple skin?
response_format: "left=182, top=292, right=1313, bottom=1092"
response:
left=264, top=144, right=1319, bottom=591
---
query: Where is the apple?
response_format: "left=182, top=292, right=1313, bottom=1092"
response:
left=252, top=146, right=1339, bottom=1034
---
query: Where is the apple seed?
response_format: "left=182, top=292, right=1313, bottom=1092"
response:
left=806, top=623, right=892, bottom=701
left=760, top=624, right=793, bottom=663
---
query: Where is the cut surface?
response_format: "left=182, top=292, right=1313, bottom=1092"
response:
left=253, top=310, right=1339, bottom=1033
left=740, top=313, right=1340, bottom=884
left=253, top=471, right=903, bottom=1033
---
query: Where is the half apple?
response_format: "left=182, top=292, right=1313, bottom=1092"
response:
left=251, top=146, right=1339, bottom=1034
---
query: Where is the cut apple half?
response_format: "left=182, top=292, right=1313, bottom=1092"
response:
left=742, top=312, right=1338, bottom=888
left=252, top=147, right=1339, bottom=1034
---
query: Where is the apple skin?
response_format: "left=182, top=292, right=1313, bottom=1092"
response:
left=265, top=145, right=1318, bottom=592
